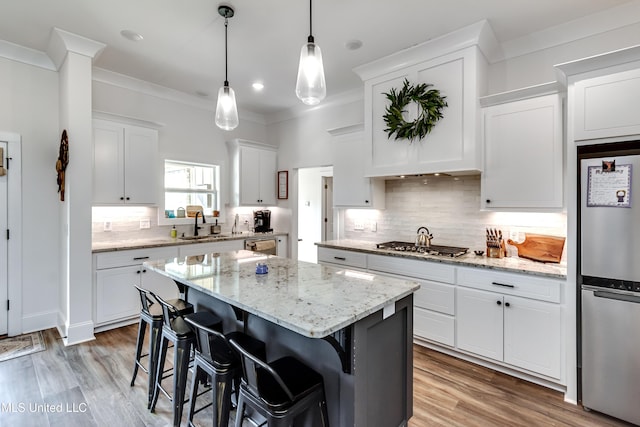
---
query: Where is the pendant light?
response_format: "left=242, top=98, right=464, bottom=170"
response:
left=215, top=5, right=239, bottom=131
left=295, top=0, right=326, bottom=105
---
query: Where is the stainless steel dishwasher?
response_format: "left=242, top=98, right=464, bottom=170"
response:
left=581, top=284, right=640, bottom=425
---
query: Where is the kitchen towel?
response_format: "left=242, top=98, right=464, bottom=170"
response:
left=253, top=240, right=276, bottom=251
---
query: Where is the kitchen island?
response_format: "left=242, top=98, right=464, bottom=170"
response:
left=144, top=249, right=420, bottom=427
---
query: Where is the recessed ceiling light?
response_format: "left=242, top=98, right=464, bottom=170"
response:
left=252, top=82, right=264, bottom=91
left=344, top=39, right=363, bottom=50
left=120, top=30, right=143, bottom=42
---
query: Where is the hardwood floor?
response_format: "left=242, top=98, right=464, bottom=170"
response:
left=0, top=326, right=633, bottom=427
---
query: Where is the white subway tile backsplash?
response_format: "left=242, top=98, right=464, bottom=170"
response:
left=342, top=175, right=567, bottom=257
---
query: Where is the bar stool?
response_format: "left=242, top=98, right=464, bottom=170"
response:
left=130, top=285, right=194, bottom=408
left=184, top=315, right=266, bottom=427
left=229, top=338, right=330, bottom=427
left=149, top=292, right=222, bottom=427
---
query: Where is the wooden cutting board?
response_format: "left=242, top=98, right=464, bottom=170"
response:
left=506, top=233, right=565, bottom=263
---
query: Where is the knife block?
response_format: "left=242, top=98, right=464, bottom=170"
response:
left=487, top=241, right=507, bottom=258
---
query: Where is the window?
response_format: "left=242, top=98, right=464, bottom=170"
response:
left=164, top=160, right=220, bottom=217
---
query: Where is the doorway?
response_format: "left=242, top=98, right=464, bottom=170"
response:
left=0, top=132, right=22, bottom=336
left=297, top=166, right=333, bottom=263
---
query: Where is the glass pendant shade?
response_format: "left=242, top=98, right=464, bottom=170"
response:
left=215, top=84, right=238, bottom=131
left=295, top=41, right=326, bottom=105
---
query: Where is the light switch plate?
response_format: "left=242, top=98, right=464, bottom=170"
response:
left=354, top=221, right=365, bottom=231
left=140, top=218, right=151, bottom=229
left=103, top=221, right=112, bottom=232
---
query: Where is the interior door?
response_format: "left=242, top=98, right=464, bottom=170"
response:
left=0, top=140, right=8, bottom=335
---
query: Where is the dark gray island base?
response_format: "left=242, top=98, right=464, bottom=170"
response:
left=145, top=250, right=418, bottom=426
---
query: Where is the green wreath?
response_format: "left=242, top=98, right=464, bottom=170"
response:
left=382, top=79, right=447, bottom=142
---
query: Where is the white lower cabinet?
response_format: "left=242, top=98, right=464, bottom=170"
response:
left=276, top=236, right=288, bottom=258
left=456, top=268, right=563, bottom=380
left=93, top=246, right=179, bottom=330
left=318, top=246, right=565, bottom=383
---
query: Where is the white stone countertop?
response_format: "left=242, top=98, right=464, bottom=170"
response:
left=92, top=231, right=288, bottom=253
left=316, top=239, right=567, bottom=279
left=144, top=250, right=420, bottom=338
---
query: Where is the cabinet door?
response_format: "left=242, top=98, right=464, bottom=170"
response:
left=332, top=130, right=384, bottom=208
left=503, top=295, right=562, bottom=379
left=574, top=68, right=640, bottom=141
left=481, top=94, right=563, bottom=209
left=124, top=126, right=158, bottom=204
left=456, top=287, right=503, bottom=360
left=258, top=148, right=276, bottom=205
left=239, top=147, right=261, bottom=205
left=93, top=120, right=125, bottom=204
left=276, top=236, right=288, bottom=258
left=95, top=265, right=141, bottom=325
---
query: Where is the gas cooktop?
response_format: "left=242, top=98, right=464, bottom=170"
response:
left=376, top=241, right=468, bottom=258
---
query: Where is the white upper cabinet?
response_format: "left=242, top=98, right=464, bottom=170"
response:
left=574, top=67, right=640, bottom=141
left=93, top=119, right=158, bottom=205
left=227, top=139, right=277, bottom=206
left=354, top=22, right=495, bottom=178
left=480, top=91, right=563, bottom=209
left=329, top=124, right=385, bottom=208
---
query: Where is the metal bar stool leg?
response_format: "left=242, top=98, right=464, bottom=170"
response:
left=130, top=316, right=147, bottom=386
left=150, top=334, right=169, bottom=413
left=147, top=318, right=162, bottom=408
left=172, top=339, right=192, bottom=427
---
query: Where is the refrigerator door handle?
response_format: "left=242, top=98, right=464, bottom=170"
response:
left=594, top=291, right=640, bottom=304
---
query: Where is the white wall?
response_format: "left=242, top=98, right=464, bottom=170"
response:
left=0, top=57, right=60, bottom=332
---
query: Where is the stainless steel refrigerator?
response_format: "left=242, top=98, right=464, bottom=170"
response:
left=579, top=141, right=640, bottom=426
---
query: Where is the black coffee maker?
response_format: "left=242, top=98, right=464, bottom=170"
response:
left=253, top=210, right=272, bottom=233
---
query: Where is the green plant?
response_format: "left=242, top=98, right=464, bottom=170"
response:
left=382, top=79, right=447, bottom=142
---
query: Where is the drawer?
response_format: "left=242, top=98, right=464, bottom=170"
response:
left=368, top=254, right=455, bottom=283
left=95, top=246, right=179, bottom=269
left=414, top=280, right=455, bottom=315
left=179, top=240, right=244, bottom=257
left=457, top=267, right=563, bottom=303
left=414, top=307, right=455, bottom=347
left=317, top=247, right=367, bottom=269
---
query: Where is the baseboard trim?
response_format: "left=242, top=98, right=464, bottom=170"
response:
left=60, top=320, right=95, bottom=346
left=21, top=310, right=58, bottom=334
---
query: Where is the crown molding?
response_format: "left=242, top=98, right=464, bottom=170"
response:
left=479, top=82, right=563, bottom=107
left=0, top=40, right=55, bottom=70
left=353, top=20, right=501, bottom=82
left=501, top=2, right=640, bottom=62
left=92, top=67, right=266, bottom=125
left=47, top=28, right=105, bottom=70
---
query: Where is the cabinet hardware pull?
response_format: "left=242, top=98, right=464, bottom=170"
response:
left=491, top=281, right=514, bottom=288
left=133, top=256, right=150, bottom=260
left=142, top=269, right=146, bottom=273
left=486, top=199, right=491, bottom=203
left=334, top=256, right=346, bottom=261
left=136, top=270, right=141, bottom=274
left=505, top=302, right=510, bottom=307
left=496, top=300, right=502, bottom=305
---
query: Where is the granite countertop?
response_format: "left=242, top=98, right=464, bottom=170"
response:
left=144, top=250, right=420, bottom=338
left=316, top=239, right=567, bottom=279
left=92, top=231, right=288, bottom=253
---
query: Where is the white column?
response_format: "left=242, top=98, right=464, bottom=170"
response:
left=48, top=28, right=105, bottom=345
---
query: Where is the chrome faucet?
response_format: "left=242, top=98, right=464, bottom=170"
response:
left=194, top=211, right=206, bottom=236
